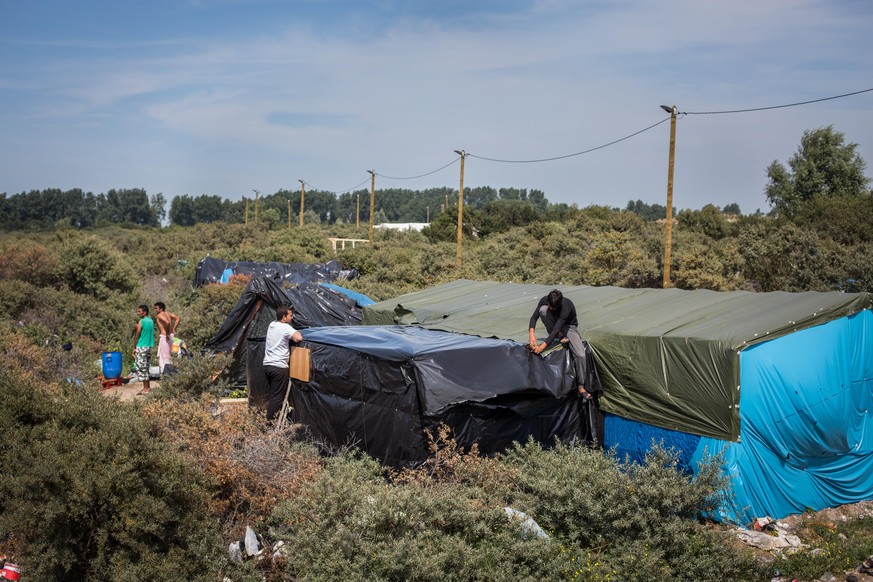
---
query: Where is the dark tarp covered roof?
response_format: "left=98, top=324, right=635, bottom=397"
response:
left=203, top=277, right=362, bottom=401
left=362, top=279, right=873, bottom=441
left=193, top=256, right=358, bottom=288
left=205, top=277, right=361, bottom=353
left=294, top=325, right=592, bottom=465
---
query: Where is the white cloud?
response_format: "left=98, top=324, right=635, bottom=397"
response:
left=1, top=0, right=870, bottom=212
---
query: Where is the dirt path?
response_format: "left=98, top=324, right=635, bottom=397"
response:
left=100, top=379, right=159, bottom=402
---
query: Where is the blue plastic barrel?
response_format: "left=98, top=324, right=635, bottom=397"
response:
left=101, top=351, right=122, bottom=379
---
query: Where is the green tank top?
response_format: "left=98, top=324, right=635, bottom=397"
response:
left=137, top=316, right=155, bottom=348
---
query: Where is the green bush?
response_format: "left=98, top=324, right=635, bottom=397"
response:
left=0, top=240, right=59, bottom=286
left=152, top=352, right=234, bottom=400
left=0, top=371, right=224, bottom=581
left=54, top=235, right=137, bottom=300
left=502, top=441, right=757, bottom=581
left=182, top=281, right=248, bottom=351
left=263, top=438, right=759, bottom=582
left=0, top=279, right=38, bottom=317
left=9, top=285, right=131, bottom=348
left=269, top=452, right=573, bottom=581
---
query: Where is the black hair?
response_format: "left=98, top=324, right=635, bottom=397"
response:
left=547, top=289, right=563, bottom=311
left=276, top=305, right=291, bottom=320
left=138, top=304, right=149, bottom=315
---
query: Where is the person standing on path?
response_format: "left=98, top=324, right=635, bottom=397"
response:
left=154, top=301, right=180, bottom=373
left=133, top=304, right=155, bottom=395
left=263, top=305, right=303, bottom=423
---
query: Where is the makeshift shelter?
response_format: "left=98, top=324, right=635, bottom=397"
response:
left=362, top=279, right=873, bottom=521
left=203, top=277, right=365, bottom=405
left=193, top=256, right=358, bottom=288
left=292, top=325, right=597, bottom=466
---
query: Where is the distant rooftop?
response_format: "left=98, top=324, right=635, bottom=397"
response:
left=373, top=222, right=429, bottom=232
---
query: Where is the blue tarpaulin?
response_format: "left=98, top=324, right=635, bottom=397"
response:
left=695, top=310, right=873, bottom=522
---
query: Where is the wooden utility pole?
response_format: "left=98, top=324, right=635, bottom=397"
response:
left=287, top=199, right=291, bottom=230
left=368, top=170, right=375, bottom=243
left=356, top=193, right=360, bottom=229
left=660, top=105, right=677, bottom=288
left=252, top=189, right=260, bottom=224
left=245, top=198, right=249, bottom=225
left=298, top=180, right=305, bottom=227
left=454, top=150, right=466, bottom=267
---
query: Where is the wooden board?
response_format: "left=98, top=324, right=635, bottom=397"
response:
left=289, top=346, right=311, bottom=382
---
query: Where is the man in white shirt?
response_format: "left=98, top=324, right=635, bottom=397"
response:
left=263, top=305, right=303, bottom=422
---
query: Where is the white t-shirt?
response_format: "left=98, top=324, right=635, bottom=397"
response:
left=263, top=321, right=299, bottom=368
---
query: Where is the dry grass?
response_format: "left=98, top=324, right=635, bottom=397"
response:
left=141, top=396, right=323, bottom=535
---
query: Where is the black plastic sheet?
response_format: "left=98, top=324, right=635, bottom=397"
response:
left=291, top=326, right=602, bottom=466
left=193, top=256, right=358, bottom=288
left=202, top=277, right=362, bottom=398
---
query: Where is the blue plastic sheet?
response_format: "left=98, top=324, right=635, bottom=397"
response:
left=694, top=310, right=873, bottom=522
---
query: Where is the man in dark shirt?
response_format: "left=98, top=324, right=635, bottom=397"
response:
left=528, top=289, right=592, bottom=399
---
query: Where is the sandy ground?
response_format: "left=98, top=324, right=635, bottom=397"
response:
left=100, top=378, right=159, bottom=402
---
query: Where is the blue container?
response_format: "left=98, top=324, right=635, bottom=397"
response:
left=101, top=351, right=122, bottom=379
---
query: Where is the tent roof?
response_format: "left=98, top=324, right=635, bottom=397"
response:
left=300, top=325, right=576, bottom=415
left=363, top=280, right=873, bottom=440
left=193, top=256, right=356, bottom=288
left=363, top=279, right=871, bottom=348
left=204, top=277, right=362, bottom=354
left=303, top=324, right=527, bottom=361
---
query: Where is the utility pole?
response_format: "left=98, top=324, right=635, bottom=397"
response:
left=660, top=105, right=677, bottom=288
left=298, top=180, right=305, bottom=226
left=453, top=150, right=466, bottom=267
left=287, top=199, right=291, bottom=230
left=356, top=193, right=360, bottom=229
left=245, top=198, right=249, bottom=225
left=252, top=189, right=260, bottom=224
left=368, top=170, right=375, bottom=243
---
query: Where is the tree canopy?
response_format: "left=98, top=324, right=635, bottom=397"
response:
left=765, top=126, right=870, bottom=217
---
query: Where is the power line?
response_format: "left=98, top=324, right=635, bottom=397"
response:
left=377, top=157, right=459, bottom=180
left=467, top=117, right=672, bottom=164
left=331, top=177, right=372, bottom=195
left=297, top=177, right=371, bottom=195
left=291, top=87, right=872, bottom=192
left=683, top=87, right=873, bottom=115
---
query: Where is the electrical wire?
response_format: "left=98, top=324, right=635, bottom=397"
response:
left=467, top=117, right=672, bottom=164
left=296, top=177, right=372, bottom=195
left=377, top=157, right=460, bottom=180
left=683, top=87, right=873, bottom=115
left=284, top=87, right=872, bottom=191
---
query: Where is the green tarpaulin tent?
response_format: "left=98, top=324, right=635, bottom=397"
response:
left=363, top=279, right=872, bottom=441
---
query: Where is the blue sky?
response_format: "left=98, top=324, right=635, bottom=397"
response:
left=2, top=0, right=871, bottom=215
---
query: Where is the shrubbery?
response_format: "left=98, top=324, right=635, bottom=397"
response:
left=263, top=434, right=758, bottom=582
left=0, top=372, right=224, bottom=581
left=142, top=393, right=322, bottom=535
left=2, top=203, right=872, bottom=581
left=54, top=235, right=137, bottom=300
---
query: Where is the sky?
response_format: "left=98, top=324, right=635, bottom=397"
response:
left=1, top=0, right=872, bottom=215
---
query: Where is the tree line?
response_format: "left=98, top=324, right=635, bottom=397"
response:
left=0, top=182, right=744, bottom=231
left=1, top=126, right=868, bottom=234
left=0, top=181, right=744, bottom=235
left=0, top=183, right=565, bottom=230
left=0, top=188, right=167, bottom=229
